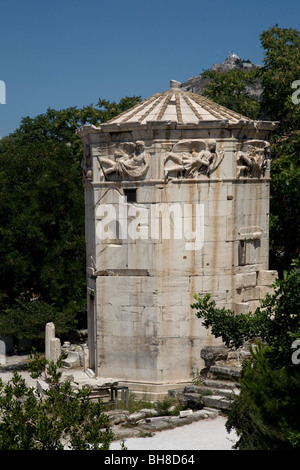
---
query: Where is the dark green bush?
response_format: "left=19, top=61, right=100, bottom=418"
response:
left=226, top=342, right=300, bottom=450
left=0, top=355, right=113, bottom=450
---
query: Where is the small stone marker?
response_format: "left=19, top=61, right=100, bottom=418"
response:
left=45, top=322, right=61, bottom=363
left=0, top=339, right=6, bottom=365
left=179, top=409, right=193, bottom=418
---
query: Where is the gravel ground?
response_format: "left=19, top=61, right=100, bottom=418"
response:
left=110, top=416, right=237, bottom=450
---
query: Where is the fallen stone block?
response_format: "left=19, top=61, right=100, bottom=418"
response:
left=202, top=378, right=238, bottom=390
left=36, top=379, right=50, bottom=395
left=210, top=365, right=242, bottom=380
left=193, top=408, right=219, bottom=419
left=105, top=409, right=129, bottom=425
left=201, top=395, right=232, bottom=410
left=62, top=351, right=81, bottom=369
left=127, top=409, right=158, bottom=424
left=179, top=409, right=193, bottom=418
left=200, top=346, right=228, bottom=368
left=145, top=415, right=171, bottom=424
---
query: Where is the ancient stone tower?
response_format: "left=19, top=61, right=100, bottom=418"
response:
left=77, top=80, right=277, bottom=397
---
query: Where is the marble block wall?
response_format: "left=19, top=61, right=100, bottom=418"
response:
left=77, top=83, right=278, bottom=395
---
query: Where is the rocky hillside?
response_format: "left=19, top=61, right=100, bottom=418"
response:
left=180, top=52, right=263, bottom=101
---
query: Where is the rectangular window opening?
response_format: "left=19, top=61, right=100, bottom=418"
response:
left=124, top=188, right=137, bottom=203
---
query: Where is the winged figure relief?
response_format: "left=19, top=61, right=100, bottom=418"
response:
left=237, top=140, right=270, bottom=178
left=164, top=139, right=224, bottom=180
left=97, top=141, right=149, bottom=180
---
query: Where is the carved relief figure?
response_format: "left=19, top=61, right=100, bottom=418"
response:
left=164, top=139, right=223, bottom=180
left=237, top=140, right=270, bottom=178
left=81, top=144, right=93, bottom=180
left=98, top=140, right=149, bottom=180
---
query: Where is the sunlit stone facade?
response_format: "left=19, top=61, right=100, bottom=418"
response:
left=77, top=81, right=277, bottom=397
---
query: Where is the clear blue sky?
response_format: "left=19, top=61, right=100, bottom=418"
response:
left=0, top=0, right=299, bottom=137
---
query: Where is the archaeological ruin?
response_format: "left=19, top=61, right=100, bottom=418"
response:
left=76, top=80, right=278, bottom=398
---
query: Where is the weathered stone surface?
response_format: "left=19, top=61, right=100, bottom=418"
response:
left=235, top=272, right=257, bottom=290
left=127, top=409, right=158, bottom=424
left=62, top=351, right=81, bottom=369
left=77, top=79, right=277, bottom=397
left=233, top=302, right=250, bottom=314
left=0, top=340, right=6, bottom=365
left=200, top=346, right=228, bottom=368
left=201, top=395, right=232, bottom=410
left=36, top=379, right=50, bottom=394
left=105, top=410, right=129, bottom=426
left=45, top=322, right=55, bottom=361
left=49, top=338, right=61, bottom=364
left=257, top=270, right=278, bottom=286
left=45, top=323, right=61, bottom=364
left=202, top=379, right=239, bottom=390
left=179, top=409, right=193, bottom=418
left=210, top=365, right=242, bottom=380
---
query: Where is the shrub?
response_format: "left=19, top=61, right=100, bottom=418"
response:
left=0, top=355, right=113, bottom=450
left=226, top=342, right=300, bottom=450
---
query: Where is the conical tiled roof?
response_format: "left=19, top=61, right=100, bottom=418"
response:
left=77, top=81, right=278, bottom=138
left=104, top=80, right=252, bottom=126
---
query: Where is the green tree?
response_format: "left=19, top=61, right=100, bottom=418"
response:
left=202, top=68, right=261, bottom=119
left=0, top=356, right=113, bottom=450
left=259, top=26, right=300, bottom=272
left=226, top=343, right=300, bottom=450
left=259, top=25, right=300, bottom=133
left=269, top=130, right=300, bottom=273
left=0, top=299, right=77, bottom=348
left=0, top=135, right=86, bottom=340
left=0, top=96, right=141, bottom=343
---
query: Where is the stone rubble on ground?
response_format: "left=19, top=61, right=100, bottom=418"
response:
left=0, top=341, right=252, bottom=441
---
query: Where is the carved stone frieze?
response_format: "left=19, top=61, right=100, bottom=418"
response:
left=164, top=139, right=224, bottom=180
left=237, top=140, right=270, bottom=178
left=97, top=140, right=149, bottom=180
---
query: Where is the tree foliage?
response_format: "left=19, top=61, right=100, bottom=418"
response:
left=226, top=343, right=300, bottom=450
left=260, top=27, right=300, bottom=271
left=0, top=355, right=113, bottom=450
left=259, top=25, right=300, bottom=133
left=202, top=68, right=261, bottom=119
left=0, top=137, right=85, bottom=307
left=0, top=299, right=77, bottom=347
left=0, top=96, right=141, bottom=342
left=269, top=129, right=300, bottom=272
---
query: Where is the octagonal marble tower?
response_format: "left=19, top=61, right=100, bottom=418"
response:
left=77, top=80, right=278, bottom=397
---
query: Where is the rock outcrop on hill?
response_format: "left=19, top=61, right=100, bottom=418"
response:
left=180, top=52, right=263, bottom=101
